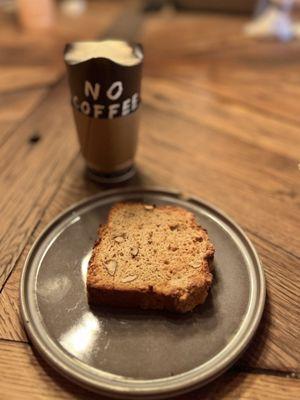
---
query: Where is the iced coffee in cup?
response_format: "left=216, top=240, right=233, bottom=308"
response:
left=64, top=40, right=143, bottom=183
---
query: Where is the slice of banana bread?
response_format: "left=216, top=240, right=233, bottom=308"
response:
left=87, top=202, right=215, bottom=313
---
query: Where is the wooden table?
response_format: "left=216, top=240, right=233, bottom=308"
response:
left=0, top=1, right=299, bottom=398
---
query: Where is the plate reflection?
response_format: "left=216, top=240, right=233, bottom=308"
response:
left=59, top=312, right=102, bottom=360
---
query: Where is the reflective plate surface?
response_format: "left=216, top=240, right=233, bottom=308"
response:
left=21, top=188, right=265, bottom=399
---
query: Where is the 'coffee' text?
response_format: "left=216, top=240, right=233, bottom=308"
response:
left=73, top=80, right=139, bottom=119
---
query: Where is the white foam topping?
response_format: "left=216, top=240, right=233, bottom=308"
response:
left=65, top=40, right=142, bottom=66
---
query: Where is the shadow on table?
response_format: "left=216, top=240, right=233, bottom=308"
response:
left=82, top=164, right=157, bottom=191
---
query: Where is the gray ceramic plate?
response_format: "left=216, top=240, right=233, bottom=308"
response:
left=20, top=188, right=265, bottom=399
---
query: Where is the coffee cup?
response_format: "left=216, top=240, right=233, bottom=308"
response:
left=64, top=40, right=143, bottom=183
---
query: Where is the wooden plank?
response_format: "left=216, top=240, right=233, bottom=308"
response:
left=142, top=11, right=300, bottom=125
left=0, top=80, right=78, bottom=291
left=239, top=233, right=299, bottom=371
left=0, top=89, right=47, bottom=143
left=0, top=89, right=46, bottom=125
left=0, top=74, right=299, bottom=371
left=142, top=77, right=300, bottom=160
left=0, top=66, right=60, bottom=94
left=0, top=341, right=299, bottom=400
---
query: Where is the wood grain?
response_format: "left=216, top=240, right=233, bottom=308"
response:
left=240, top=233, right=299, bottom=371
left=146, top=77, right=300, bottom=160
left=0, top=80, right=78, bottom=290
left=0, top=341, right=299, bottom=400
left=142, top=10, right=300, bottom=125
left=0, top=89, right=47, bottom=142
left=0, top=89, right=49, bottom=159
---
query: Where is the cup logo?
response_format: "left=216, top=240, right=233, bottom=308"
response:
left=72, top=80, right=140, bottom=119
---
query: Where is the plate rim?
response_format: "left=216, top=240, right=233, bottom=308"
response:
left=20, top=186, right=266, bottom=399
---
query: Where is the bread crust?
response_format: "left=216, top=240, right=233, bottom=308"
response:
left=87, top=203, right=215, bottom=313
